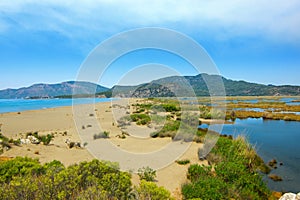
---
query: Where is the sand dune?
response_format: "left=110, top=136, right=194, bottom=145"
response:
left=0, top=100, right=205, bottom=197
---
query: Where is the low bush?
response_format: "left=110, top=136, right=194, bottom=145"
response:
left=137, top=166, right=156, bottom=182
left=162, top=103, right=180, bottom=112
left=182, top=175, right=228, bottom=199
left=175, top=159, right=190, bottom=165
left=135, top=180, right=173, bottom=200
left=130, top=113, right=151, bottom=125
left=93, top=131, right=109, bottom=139
left=0, top=158, right=133, bottom=200
left=150, top=120, right=180, bottom=138
left=39, top=134, right=53, bottom=145
left=0, top=157, right=172, bottom=200
left=0, top=134, right=13, bottom=150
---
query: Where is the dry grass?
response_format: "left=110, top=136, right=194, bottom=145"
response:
left=229, top=110, right=300, bottom=121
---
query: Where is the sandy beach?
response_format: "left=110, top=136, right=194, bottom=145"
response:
left=0, top=100, right=205, bottom=197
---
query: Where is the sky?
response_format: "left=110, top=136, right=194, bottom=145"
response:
left=0, top=0, right=300, bottom=90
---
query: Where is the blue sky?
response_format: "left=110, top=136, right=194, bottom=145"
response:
left=0, top=0, right=300, bottom=90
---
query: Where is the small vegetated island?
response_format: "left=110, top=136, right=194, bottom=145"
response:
left=1, top=96, right=299, bottom=199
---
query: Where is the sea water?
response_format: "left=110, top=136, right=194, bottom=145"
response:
left=0, top=98, right=114, bottom=113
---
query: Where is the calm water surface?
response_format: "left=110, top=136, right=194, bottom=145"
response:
left=0, top=98, right=114, bottom=113
left=221, top=118, right=300, bottom=192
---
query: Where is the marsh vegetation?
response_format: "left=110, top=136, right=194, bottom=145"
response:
left=182, top=136, right=271, bottom=199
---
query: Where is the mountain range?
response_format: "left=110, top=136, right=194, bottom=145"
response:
left=0, top=74, right=300, bottom=99
left=0, top=81, right=108, bottom=99
left=107, top=74, right=300, bottom=97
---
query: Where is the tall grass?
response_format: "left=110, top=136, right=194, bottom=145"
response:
left=183, top=135, right=271, bottom=199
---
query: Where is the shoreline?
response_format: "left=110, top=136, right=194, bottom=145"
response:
left=0, top=97, right=115, bottom=115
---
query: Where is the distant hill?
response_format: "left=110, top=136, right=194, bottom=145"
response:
left=1, top=74, right=300, bottom=99
left=0, top=81, right=108, bottom=99
left=105, top=74, right=300, bottom=97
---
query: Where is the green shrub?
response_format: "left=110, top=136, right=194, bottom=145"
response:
left=130, top=113, right=151, bottom=125
left=183, top=136, right=271, bottom=199
left=162, top=103, right=179, bottom=112
left=182, top=176, right=228, bottom=199
left=0, top=157, right=43, bottom=183
left=137, top=166, right=156, bottom=182
left=137, top=118, right=149, bottom=125
left=39, top=134, right=53, bottom=145
left=151, top=120, right=180, bottom=138
left=0, top=157, right=174, bottom=200
left=175, top=159, right=190, bottom=165
left=135, top=180, right=173, bottom=200
left=0, top=133, right=12, bottom=149
left=187, top=164, right=212, bottom=182
left=0, top=158, right=133, bottom=199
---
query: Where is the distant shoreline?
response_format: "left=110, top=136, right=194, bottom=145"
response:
left=1, top=95, right=300, bottom=114
left=0, top=98, right=114, bottom=114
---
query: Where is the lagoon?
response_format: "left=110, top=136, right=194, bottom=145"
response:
left=221, top=118, right=300, bottom=192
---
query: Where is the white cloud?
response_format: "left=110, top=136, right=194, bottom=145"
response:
left=0, top=0, right=300, bottom=43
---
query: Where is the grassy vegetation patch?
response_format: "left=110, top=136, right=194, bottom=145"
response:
left=130, top=113, right=151, bottom=125
left=182, top=136, right=271, bottom=199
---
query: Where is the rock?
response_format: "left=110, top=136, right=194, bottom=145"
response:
left=272, top=191, right=283, bottom=199
left=268, top=159, right=277, bottom=168
left=0, top=140, right=11, bottom=150
left=20, top=138, right=31, bottom=144
left=199, top=155, right=206, bottom=161
left=198, top=148, right=207, bottom=161
left=65, top=139, right=81, bottom=149
left=268, top=174, right=283, bottom=181
left=279, top=192, right=300, bottom=200
left=27, top=135, right=40, bottom=144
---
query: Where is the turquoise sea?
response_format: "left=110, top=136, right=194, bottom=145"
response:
left=0, top=98, right=114, bottom=113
